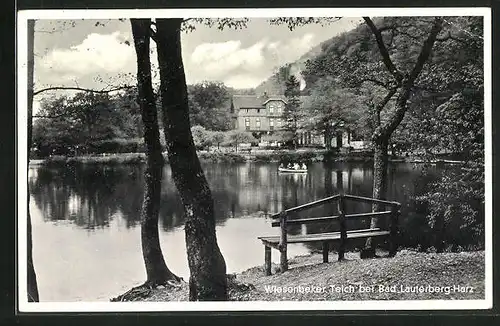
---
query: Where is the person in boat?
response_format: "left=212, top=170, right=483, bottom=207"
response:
left=279, top=162, right=284, bottom=169
left=287, top=162, right=293, bottom=169
left=301, top=163, right=307, bottom=170
left=293, top=162, right=300, bottom=170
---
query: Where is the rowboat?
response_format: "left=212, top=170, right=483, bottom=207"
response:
left=278, top=167, right=308, bottom=173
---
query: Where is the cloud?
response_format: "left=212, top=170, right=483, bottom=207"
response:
left=190, top=40, right=266, bottom=78
left=37, top=28, right=322, bottom=92
left=40, top=32, right=135, bottom=76
left=264, top=33, right=317, bottom=64
left=188, top=33, right=317, bottom=89
left=224, top=74, right=267, bottom=89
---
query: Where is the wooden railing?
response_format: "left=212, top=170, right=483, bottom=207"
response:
left=264, top=193, right=401, bottom=274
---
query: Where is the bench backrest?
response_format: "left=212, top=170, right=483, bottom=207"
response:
left=270, top=194, right=401, bottom=231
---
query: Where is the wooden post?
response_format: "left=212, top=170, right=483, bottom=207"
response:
left=322, top=242, right=329, bottom=263
left=279, top=212, right=288, bottom=272
left=389, top=205, right=400, bottom=257
left=338, top=195, right=347, bottom=261
left=264, top=245, right=271, bottom=276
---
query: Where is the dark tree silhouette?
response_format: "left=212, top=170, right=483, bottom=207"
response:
left=27, top=19, right=39, bottom=302
left=130, top=18, right=181, bottom=286
left=155, top=18, right=228, bottom=301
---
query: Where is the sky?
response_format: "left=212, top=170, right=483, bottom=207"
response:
left=33, top=18, right=362, bottom=110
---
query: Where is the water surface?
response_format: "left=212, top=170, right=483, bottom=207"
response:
left=28, top=161, right=480, bottom=301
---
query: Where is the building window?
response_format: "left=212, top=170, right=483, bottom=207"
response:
left=256, top=118, right=261, bottom=130
left=269, top=118, right=274, bottom=131
left=269, top=104, right=275, bottom=114
left=276, top=102, right=282, bottom=114
left=257, top=109, right=260, bottom=114
left=246, top=109, right=249, bottom=113
left=276, top=119, right=281, bottom=127
left=245, top=118, right=250, bottom=131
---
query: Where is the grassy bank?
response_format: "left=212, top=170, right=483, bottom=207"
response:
left=31, top=149, right=369, bottom=166
left=112, top=250, right=484, bottom=302
left=33, top=153, right=148, bottom=166
left=30, top=149, right=464, bottom=166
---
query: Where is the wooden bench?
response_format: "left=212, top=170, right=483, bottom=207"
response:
left=258, top=194, right=401, bottom=275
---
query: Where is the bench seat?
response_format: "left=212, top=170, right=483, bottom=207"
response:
left=258, top=228, right=389, bottom=245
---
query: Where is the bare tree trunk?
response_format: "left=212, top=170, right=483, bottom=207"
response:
left=27, top=19, right=39, bottom=302
left=131, top=19, right=180, bottom=285
left=155, top=18, right=227, bottom=301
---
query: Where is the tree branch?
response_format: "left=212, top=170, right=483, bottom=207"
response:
left=394, top=28, right=424, bottom=41
left=33, top=112, right=73, bottom=119
left=33, top=85, right=134, bottom=97
left=375, top=17, right=444, bottom=140
left=435, top=30, right=469, bottom=44
left=408, top=17, right=444, bottom=84
left=150, top=28, right=158, bottom=42
left=376, top=87, right=399, bottom=113
left=363, top=17, right=403, bottom=82
left=359, top=77, right=391, bottom=89
left=370, top=87, right=398, bottom=138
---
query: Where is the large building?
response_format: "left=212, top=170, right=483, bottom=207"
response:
left=230, top=93, right=369, bottom=149
left=231, top=93, right=287, bottom=132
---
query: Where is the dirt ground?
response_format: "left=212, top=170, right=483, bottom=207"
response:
left=112, top=250, right=485, bottom=302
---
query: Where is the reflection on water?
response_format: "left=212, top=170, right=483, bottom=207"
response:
left=28, top=162, right=481, bottom=302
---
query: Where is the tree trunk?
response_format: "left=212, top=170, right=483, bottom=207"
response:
left=336, top=133, right=343, bottom=148
left=324, top=164, right=333, bottom=196
left=131, top=19, right=180, bottom=285
left=324, top=126, right=332, bottom=151
left=364, top=137, right=389, bottom=252
left=155, top=18, right=228, bottom=301
left=27, top=19, right=39, bottom=302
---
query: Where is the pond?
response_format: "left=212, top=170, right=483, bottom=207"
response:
left=28, top=161, right=482, bottom=302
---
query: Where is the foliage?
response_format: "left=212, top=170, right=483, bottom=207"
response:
left=32, top=80, right=235, bottom=156
left=32, top=90, right=142, bottom=156
left=88, top=138, right=146, bottom=154
left=210, top=131, right=225, bottom=149
left=260, top=131, right=289, bottom=144
left=283, top=75, right=302, bottom=145
left=268, top=17, right=341, bottom=31
left=197, top=151, right=246, bottom=163
left=42, top=153, right=146, bottom=166
left=408, top=17, right=484, bottom=248
left=304, top=77, right=370, bottom=140
left=191, top=125, right=213, bottom=150
left=181, top=18, right=249, bottom=33
left=188, top=81, right=232, bottom=131
left=300, top=16, right=483, bottom=243
left=225, top=130, right=257, bottom=151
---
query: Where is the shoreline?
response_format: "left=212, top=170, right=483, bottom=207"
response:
left=111, top=250, right=485, bottom=302
left=29, top=150, right=466, bottom=166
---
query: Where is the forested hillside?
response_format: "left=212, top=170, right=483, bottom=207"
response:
left=303, top=16, right=484, bottom=249
left=252, top=16, right=484, bottom=249
left=254, top=39, right=327, bottom=95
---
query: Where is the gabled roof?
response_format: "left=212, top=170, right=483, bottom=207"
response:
left=232, top=95, right=265, bottom=110
left=232, top=94, right=312, bottom=110
left=262, top=95, right=287, bottom=105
